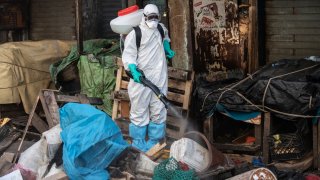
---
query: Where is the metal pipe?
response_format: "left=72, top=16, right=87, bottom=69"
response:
left=75, top=0, right=83, bottom=54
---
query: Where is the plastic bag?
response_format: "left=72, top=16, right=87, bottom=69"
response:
left=43, top=125, right=62, bottom=160
left=18, top=138, right=48, bottom=174
left=59, top=103, right=128, bottom=180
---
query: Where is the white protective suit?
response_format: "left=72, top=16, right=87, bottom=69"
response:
left=122, top=15, right=170, bottom=127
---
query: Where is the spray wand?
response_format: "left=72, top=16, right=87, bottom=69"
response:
left=125, top=69, right=171, bottom=109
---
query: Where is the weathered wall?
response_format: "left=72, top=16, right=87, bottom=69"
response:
left=265, top=0, right=320, bottom=62
left=30, top=0, right=75, bottom=40
left=168, top=0, right=193, bottom=70
left=30, top=0, right=121, bottom=41
left=192, top=0, right=245, bottom=80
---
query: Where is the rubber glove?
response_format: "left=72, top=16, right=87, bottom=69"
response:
left=128, top=64, right=142, bottom=83
left=163, top=40, right=175, bottom=59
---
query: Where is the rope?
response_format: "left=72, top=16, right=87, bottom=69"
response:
left=262, top=64, right=318, bottom=110
left=0, top=61, right=51, bottom=74
left=201, top=64, right=320, bottom=119
left=201, top=68, right=261, bottom=111
left=0, top=78, right=51, bottom=89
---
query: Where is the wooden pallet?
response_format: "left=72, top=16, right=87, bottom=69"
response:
left=29, top=89, right=103, bottom=133
left=112, top=58, right=194, bottom=141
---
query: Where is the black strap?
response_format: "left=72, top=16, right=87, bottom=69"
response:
left=133, top=24, right=164, bottom=51
left=157, top=24, right=165, bottom=40
left=133, top=26, right=142, bottom=50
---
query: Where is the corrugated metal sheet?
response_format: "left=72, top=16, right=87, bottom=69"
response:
left=265, top=0, right=320, bottom=63
left=30, top=0, right=75, bottom=40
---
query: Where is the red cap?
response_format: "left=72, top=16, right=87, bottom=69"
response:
left=118, top=5, right=139, bottom=16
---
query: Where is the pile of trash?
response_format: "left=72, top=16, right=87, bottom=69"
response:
left=0, top=102, right=234, bottom=180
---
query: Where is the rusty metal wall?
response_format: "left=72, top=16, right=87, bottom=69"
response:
left=265, top=0, right=320, bottom=63
left=30, top=0, right=75, bottom=40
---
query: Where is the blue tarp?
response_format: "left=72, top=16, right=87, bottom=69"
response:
left=59, top=103, right=128, bottom=180
left=215, top=103, right=260, bottom=121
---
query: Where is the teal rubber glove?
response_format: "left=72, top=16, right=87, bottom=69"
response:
left=163, top=40, right=175, bottom=59
left=128, top=64, right=142, bottom=83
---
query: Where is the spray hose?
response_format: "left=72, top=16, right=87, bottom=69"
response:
left=125, top=69, right=171, bottom=109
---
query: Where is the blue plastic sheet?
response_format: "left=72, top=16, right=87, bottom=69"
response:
left=59, top=103, right=128, bottom=180
left=215, top=103, right=261, bottom=121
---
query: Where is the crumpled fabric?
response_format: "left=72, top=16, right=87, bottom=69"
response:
left=59, top=103, right=128, bottom=180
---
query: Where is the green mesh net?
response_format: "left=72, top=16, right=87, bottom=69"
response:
left=153, top=158, right=199, bottom=180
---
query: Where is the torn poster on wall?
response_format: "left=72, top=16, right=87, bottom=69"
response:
left=193, top=0, right=243, bottom=80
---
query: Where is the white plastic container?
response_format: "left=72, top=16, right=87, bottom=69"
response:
left=110, top=9, right=143, bottom=35
left=170, top=138, right=210, bottom=172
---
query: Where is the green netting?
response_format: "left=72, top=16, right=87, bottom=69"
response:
left=49, top=39, right=121, bottom=115
left=153, top=158, right=199, bottom=180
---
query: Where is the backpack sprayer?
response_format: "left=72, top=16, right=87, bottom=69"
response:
left=125, top=69, right=171, bottom=109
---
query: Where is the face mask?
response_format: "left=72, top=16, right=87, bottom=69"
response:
left=146, top=20, right=159, bottom=29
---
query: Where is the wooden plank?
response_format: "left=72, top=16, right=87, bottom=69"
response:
left=254, top=124, right=262, bottom=147
left=55, top=95, right=103, bottom=105
left=168, top=67, right=190, bottom=81
left=39, top=93, right=54, bottom=128
left=169, top=78, right=186, bottom=91
left=295, top=35, right=320, bottom=42
left=120, top=101, right=130, bottom=118
left=265, top=7, right=293, bottom=15
left=295, top=49, right=320, bottom=56
left=267, top=48, right=294, bottom=55
left=76, top=94, right=90, bottom=104
left=31, top=113, right=49, bottom=133
left=146, top=143, right=167, bottom=157
left=183, top=72, right=194, bottom=110
left=263, top=112, right=271, bottom=164
left=167, top=92, right=184, bottom=104
left=112, top=65, right=124, bottom=120
left=267, top=21, right=320, bottom=28
left=267, top=55, right=302, bottom=63
left=13, top=95, right=40, bottom=163
left=294, top=7, right=320, bottom=14
left=114, top=90, right=130, bottom=101
left=266, top=35, right=294, bottom=42
left=266, top=1, right=320, bottom=8
left=267, top=14, right=320, bottom=21
left=248, top=0, right=259, bottom=73
left=43, top=90, right=60, bottom=127
left=266, top=28, right=320, bottom=35
left=266, top=42, right=320, bottom=49
left=120, top=80, right=129, bottom=89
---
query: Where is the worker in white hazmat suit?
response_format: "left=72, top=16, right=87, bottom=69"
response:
left=122, top=4, right=175, bottom=152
